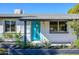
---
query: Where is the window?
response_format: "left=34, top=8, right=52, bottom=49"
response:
left=59, top=22, right=67, bottom=32
left=50, top=21, right=58, bottom=32
left=50, top=21, right=67, bottom=33
left=5, top=21, right=16, bottom=32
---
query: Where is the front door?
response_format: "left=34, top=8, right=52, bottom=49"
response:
left=31, top=21, right=40, bottom=41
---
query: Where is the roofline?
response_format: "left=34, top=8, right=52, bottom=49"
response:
left=0, top=14, right=79, bottom=20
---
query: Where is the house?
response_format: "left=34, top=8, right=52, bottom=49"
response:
left=0, top=9, right=79, bottom=45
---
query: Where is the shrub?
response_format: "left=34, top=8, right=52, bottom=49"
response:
left=30, top=41, right=42, bottom=48
left=43, top=42, right=50, bottom=48
left=0, top=48, right=6, bottom=54
left=74, top=39, right=79, bottom=48
left=26, top=41, right=33, bottom=48
left=3, top=33, right=14, bottom=39
left=14, top=32, right=22, bottom=46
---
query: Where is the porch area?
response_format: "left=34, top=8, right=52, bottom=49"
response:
left=18, top=18, right=75, bottom=48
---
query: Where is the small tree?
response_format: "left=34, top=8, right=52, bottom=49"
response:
left=67, top=4, right=79, bottom=39
left=68, top=4, right=79, bottom=48
left=68, top=4, right=79, bottom=14
left=69, top=20, right=79, bottom=39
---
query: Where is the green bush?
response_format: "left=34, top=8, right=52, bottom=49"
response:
left=43, top=42, right=50, bottom=48
left=3, top=33, right=14, bottom=39
left=26, top=41, right=32, bottom=48
left=26, top=41, right=40, bottom=48
left=74, top=39, right=79, bottom=48
left=14, top=32, right=21, bottom=46
left=0, top=48, right=6, bottom=54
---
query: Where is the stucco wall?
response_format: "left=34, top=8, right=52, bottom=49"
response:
left=0, top=20, right=31, bottom=41
left=40, top=21, right=77, bottom=43
left=16, top=20, right=24, bottom=33
left=0, top=20, right=77, bottom=43
left=26, top=21, right=31, bottom=41
left=0, top=21, right=4, bottom=37
left=16, top=20, right=77, bottom=43
left=16, top=20, right=31, bottom=41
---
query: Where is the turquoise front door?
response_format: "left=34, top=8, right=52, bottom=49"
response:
left=31, top=21, right=40, bottom=41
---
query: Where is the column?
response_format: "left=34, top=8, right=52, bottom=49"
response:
left=22, top=20, right=27, bottom=48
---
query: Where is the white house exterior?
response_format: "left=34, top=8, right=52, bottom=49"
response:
left=0, top=14, right=79, bottom=44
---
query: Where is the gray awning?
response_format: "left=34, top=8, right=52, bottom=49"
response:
left=19, top=14, right=79, bottom=21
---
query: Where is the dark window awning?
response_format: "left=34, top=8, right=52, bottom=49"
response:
left=19, top=19, right=73, bottom=21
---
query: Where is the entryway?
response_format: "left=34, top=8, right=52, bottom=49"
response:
left=31, top=21, right=40, bottom=41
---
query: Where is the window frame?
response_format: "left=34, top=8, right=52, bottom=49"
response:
left=4, top=21, right=16, bottom=33
left=49, top=21, right=68, bottom=33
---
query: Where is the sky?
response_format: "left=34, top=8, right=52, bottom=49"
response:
left=0, top=3, right=76, bottom=14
